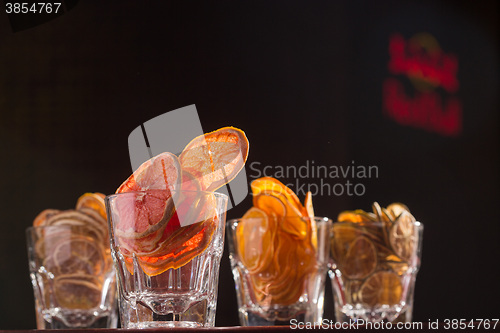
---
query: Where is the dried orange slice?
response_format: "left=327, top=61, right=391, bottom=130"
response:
left=179, top=127, right=249, bottom=191
left=386, top=202, right=411, bottom=221
left=237, top=208, right=276, bottom=274
left=76, top=192, right=107, bottom=221
left=342, top=236, right=377, bottom=280
left=251, top=177, right=304, bottom=215
left=33, top=209, right=60, bottom=227
left=44, top=210, right=107, bottom=244
left=338, top=210, right=377, bottom=223
left=331, top=224, right=361, bottom=263
left=136, top=217, right=217, bottom=276
left=389, top=211, right=417, bottom=261
left=359, top=271, right=402, bottom=307
left=54, top=275, right=102, bottom=310
left=251, top=179, right=308, bottom=239
left=253, top=192, right=286, bottom=217
left=117, top=152, right=181, bottom=193
left=52, top=236, right=107, bottom=276
left=304, top=191, right=317, bottom=249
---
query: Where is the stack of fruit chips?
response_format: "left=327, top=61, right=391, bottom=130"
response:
left=331, top=202, right=419, bottom=307
left=236, top=177, right=317, bottom=306
left=32, top=193, right=112, bottom=310
left=110, top=127, right=249, bottom=276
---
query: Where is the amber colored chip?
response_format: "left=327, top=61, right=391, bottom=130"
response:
left=342, top=236, right=377, bottom=280
left=359, top=271, right=402, bottom=307
left=179, top=127, right=249, bottom=192
left=54, top=275, right=103, bottom=310
left=33, top=209, right=61, bottom=227
left=304, top=191, right=317, bottom=249
left=76, top=192, right=107, bottom=221
left=331, top=224, right=361, bottom=263
left=386, top=202, right=411, bottom=221
left=251, top=177, right=305, bottom=214
left=338, top=210, right=377, bottom=223
left=51, top=236, right=107, bottom=276
left=389, top=211, right=417, bottom=261
left=236, top=207, right=276, bottom=274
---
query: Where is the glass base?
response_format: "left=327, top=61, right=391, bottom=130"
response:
left=335, top=304, right=411, bottom=323
left=126, top=321, right=203, bottom=329
left=120, top=297, right=216, bottom=328
left=39, top=308, right=117, bottom=329
left=239, top=305, right=314, bottom=326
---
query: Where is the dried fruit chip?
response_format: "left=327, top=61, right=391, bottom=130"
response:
left=179, top=127, right=249, bottom=192
left=389, top=211, right=417, bottom=261
left=331, top=224, right=361, bottom=263
left=117, top=152, right=181, bottom=193
left=386, top=203, right=411, bottom=221
left=343, top=236, right=377, bottom=280
left=359, top=271, right=402, bottom=307
left=33, top=209, right=60, bottom=227
left=237, top=207, right=276, bottom=274
left=338, top=210, right=377, bottom=223
left=51, top=236, right=106, bottom=276
left=76, top=193, right=107, bottom=221
left=54, top=275, right=102, bottom=310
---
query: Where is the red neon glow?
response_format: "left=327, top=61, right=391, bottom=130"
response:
left=383, top=78, right=462, bottom=137
left=388, top=34, right=459, bottom=93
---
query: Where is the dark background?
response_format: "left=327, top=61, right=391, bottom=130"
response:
left=0, top=0, right=498, bottom=329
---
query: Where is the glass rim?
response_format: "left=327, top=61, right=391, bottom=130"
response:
left=25, top=224, right=103, bottom=232
left=333, top=220, right=423, bottom=229
left=227, top=216, right=332, bottom=226
left=105, top=190, right=229, bottom=201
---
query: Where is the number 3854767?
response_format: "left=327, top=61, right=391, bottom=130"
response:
left=6, top=3, right=62, bottom=14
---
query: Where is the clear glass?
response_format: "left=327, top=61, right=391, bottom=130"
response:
left=105, top=190, right=228, bottom=328
left=329, top=221, right=423, bottom=323
left=26, top=225, right=117, bottom=329
left=227, top=216, right=332, bottom=326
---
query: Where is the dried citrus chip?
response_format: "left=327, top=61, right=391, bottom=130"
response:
left=76, top=192, right=107, bottom=221
left=251, top=177, right=304, bottom=214
left=359, top=271, right=402, bottom=307
left=389, top=211, right=417, bottom=261
left=338, top=210, right=377, bottom=223
left=343, top=236, right=377, bottom=280
left=237, top=208, right=275, bottom=274
left=54, top=275, right=102, bottom=310
left=33, top=209, right=60, bottom=227
left=331, top=224, right=361, bottom=263
left=117, top=152, right=181, bottom=193
left=51, top=236, right=107, bottom=276
left=386, top=202, right=411, bottom=221
left=45, top=210, right=107, bottom=244
left=304, top=191, right=317, bottom=249
left=113, top=191, right=176, bottom=239
left=253, top=192, right=286, bottom=217
left=134, top=217, right=217, bottom=276
left=179, top=127, right=249, bottom=192
left=254, top=189, right=307, bottom=239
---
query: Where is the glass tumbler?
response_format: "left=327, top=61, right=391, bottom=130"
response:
left=227, top=216, right=332, bottom=326
left=26, top=225, right=117, bottom=329
left=329, top=219, right=423, bottom=323
left=106, top=190, right=228, bottom=328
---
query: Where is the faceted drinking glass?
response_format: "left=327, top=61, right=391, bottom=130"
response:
left=329, top=220, right=423, bottom=323
left=105, top=190, right=228, bottom=328
left=227, top=216, right=332, bottom=326
left=26, top=225, right=117, bottom=329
